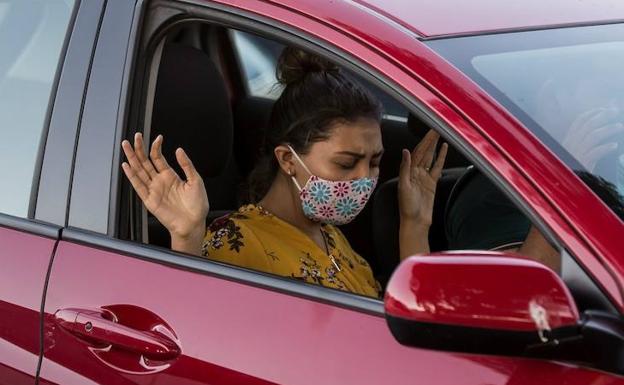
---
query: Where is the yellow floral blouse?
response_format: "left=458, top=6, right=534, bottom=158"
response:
left=201, top=204, right=381, bottom=298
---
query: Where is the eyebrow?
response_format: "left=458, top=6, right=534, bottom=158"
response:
left=335, top=149, right=385, bottom=158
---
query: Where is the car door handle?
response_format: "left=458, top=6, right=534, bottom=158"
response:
left=55, top=307, right=180, bottom=360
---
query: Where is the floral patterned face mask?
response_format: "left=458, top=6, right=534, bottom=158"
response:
left=288, top=145, right=378, bottom=225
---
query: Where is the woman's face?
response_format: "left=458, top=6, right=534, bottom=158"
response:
left=293, top=118, right=383, bottom=183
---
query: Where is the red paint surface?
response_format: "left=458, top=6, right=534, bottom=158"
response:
left=256, top=0, right=624, bottom=38
left=4, top=0, right=621, bottom=383
left=41, top=241, right=623, bottom=384
left=0, top=226, right=56, bottom=385
left=385, top=254, right=579, bottom=331
left=353, top=0, right=624, bottom=37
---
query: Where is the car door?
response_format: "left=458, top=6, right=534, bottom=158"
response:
left=0, top=222, right=56, bottom=385
left=0, top=1, right=91, bottom=384
left=37, top=1, right=624, bottom=384
left=0, top=0, right=93, bottom=384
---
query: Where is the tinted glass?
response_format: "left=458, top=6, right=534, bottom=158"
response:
left=428, top=24, right=624, bottom=219
left=0, top=0, right=75, bottom=217
left=231, top=29, right=407, bottom=118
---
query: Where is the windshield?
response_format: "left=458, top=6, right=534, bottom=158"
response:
left=427, top=23, right=624, bottom=220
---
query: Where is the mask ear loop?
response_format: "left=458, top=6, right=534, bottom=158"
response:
left=287, top=144, right=312, bottom=192
left=291, top=175, right=303, bottom=192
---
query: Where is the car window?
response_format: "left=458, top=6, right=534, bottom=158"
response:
left=231, top=29, right=408, bottom=118
left=427, top=24, right=624, bottom=220
left=121, top=19, right=609, bottom=307
left=231, top=28, right=283, bottom=99
left=0, top=0, right=76, bottom=217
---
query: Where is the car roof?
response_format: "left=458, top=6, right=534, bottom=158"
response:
left=280, top=0, right=624, bottom=38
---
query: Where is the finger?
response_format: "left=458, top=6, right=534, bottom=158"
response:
left=577, top=108, right=620, bottom=136
left=175, top=147, right=200, bottom=182
left=565, top=108, right=617, bottom=148
left=121, top=140, right=151, bottom=184
left=398, top=149, right=411, bottom=187
left=420, top=134, right=441, bottom=169
left=430, top=143, right=448, bottom=181
left=411, top=129, right=439, bottom=166
left=589, top=123, right=624, bottom=146
left=149, top=135, right=173, bottom=173
left=584, top=142, right=619, bottom=169
left=570, top=108, right=606, bottom=133
left=121, top=162, right=149, bottom=202
left=134, top=133, right=158, bottom=177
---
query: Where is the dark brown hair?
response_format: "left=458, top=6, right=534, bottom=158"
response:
left=246, top=47, right=383, bottom=202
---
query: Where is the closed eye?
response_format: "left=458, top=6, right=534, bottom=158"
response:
left=336, top=162, right=357, bottom=170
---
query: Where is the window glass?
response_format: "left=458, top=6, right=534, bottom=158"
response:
left=231, top=29, right=283, bottom=99
left=0, top=0, right=75, bottom=217
left=427, top=24, right=624, bottom=220
left=231, top=29, right=407, bottom=118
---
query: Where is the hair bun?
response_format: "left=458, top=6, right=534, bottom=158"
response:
left=276, top=47, right=340, bottom=85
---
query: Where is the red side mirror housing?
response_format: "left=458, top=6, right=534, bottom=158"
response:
left=384, top=252, right=580, bottom=356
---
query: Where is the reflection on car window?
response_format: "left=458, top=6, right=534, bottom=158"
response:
left=231, top=29, right=407, bottom=118
left=0, top=0, right=76, bottom=217
left=231, top=29, right=283, bottom=99
left=427, top=24, right=624, bottom=219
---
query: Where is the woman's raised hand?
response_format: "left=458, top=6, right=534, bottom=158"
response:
left=398, top=129, right=448, bottom=226
left=121, top=133, right=209, bottom=243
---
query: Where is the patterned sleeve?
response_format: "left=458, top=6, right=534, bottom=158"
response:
left=200, top=215, right=274, bottom=274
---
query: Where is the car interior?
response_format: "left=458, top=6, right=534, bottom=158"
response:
left=120, top=21, right=616, bottom=314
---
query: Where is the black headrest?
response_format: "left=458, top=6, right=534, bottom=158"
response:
left=406, top=112, right=428, bottom=141
left=233, top=96, right=275, bottom=176
left=152, top=43, right=233, bottom=179
left=372, top=178, right=401, bottom=285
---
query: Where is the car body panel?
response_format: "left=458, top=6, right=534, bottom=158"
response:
left=353, top=0, right=624, bottom=37
left=39, top=239, right=620, bottom=384
left=0, top=0, right=618, bottom=384
left=0, top=222, right=58, bottom=385
left=261, top=0, right=624, bottom=37
left=233, top=0, right=624, bottom=38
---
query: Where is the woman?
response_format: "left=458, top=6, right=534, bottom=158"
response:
left=121, top=47, right=447, bottom=298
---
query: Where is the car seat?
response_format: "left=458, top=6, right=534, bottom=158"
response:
left=148, top=42, right=240, bottom=248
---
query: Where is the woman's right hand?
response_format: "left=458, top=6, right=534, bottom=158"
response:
left=121, top=133, right=209, bottom=242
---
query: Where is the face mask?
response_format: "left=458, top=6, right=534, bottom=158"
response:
left=288, top=145, right=378, bottom=225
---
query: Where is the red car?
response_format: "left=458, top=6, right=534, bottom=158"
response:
left=2, top=0, right=624, bottom=384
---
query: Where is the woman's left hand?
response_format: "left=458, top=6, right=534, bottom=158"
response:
left=398, top=129, right=448, bottom=226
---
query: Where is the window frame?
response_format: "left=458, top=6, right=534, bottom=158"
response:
left=65, top=0, right=617, bottom=315
left=34, top=0, right=106, bottom=226
left=66, top=0, right=142, bottom=234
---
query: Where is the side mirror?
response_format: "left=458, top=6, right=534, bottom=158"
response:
left=385, top=252, right=624, bottom=374
left=384, top=252, right=580, bottom=356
